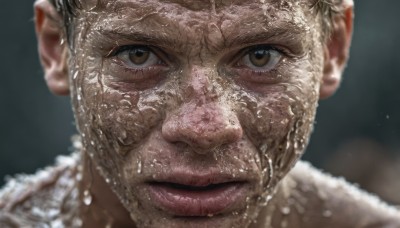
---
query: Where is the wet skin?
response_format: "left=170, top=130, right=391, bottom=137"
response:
left=68, top=0, right=324, bottom=227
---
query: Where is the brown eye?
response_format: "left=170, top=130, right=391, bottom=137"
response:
left=249, top=49, right=271, bottom=67
left=128, top=48, right=150, bottom=65
left=117, top=46, right=162, bottom=69
left=240, top=47, right=282, bottom=71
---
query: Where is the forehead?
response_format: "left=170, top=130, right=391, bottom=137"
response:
left=81, top=0, right=319, bottom=34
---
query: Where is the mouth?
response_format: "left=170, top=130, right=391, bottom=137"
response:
left=146, top=174, right=248, bottom=217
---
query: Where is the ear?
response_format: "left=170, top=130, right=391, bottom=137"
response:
left=320, top=5, right=354, bottom=99
left=34, top=0, right=69, bottom=96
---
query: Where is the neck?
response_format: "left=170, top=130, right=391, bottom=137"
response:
left=79, top=152, right=137, bottom=228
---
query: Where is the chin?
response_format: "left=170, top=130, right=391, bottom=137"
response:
left=129, top=211, right=256, bottom=228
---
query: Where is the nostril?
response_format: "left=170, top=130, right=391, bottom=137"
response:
left=163, top=121, right=243, bottom=152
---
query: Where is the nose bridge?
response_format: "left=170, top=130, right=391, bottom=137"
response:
left=162, top=67, right=242, bottom=152
left=184, top=66, right=218, bottom=104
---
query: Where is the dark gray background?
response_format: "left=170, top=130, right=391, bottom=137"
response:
left=1, top=1, right=399, bottom=199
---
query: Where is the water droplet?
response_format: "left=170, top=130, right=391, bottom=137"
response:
left=76, top=172, right=82, bottom=181
left=47, top=208, right=60, bottom=217
left=73, top=218, right=83, bottom=227
left=73, top=71, right=79, bottom=79
left=31, top=207, right=46, bottom=217
left=51, top=219, right=64, bottom=227
left=260, top=143, right=268, bottom=154
left=322, top=210, right=332, bottom=217
left=258, top=194, right=273, bottom=207
left=281, top=206, right=290, bottom=215
left=83, top=190, right=93, bottom=206
left=120, top=99, right=132, bottom=107
left=137, top=159, right=143, bottom=174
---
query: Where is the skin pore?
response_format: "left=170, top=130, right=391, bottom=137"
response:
left=34, top=0, right=355, bottom=227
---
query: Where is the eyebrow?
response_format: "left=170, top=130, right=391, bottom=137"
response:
left=98, top=25, right=307, bottom=55
left=98, top=28, right=180, bottom=50
left=226, top=26, right=305, bottom=48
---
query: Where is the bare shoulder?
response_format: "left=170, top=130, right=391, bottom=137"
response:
left=268, top=161, right=400, bottom=228
left=0, top=153, right=80, bottom=227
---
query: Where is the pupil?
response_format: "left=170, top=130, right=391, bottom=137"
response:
left=250, top=49, right=271, bottom=67
left=254, top=50, right=265, bottom=59
left=129, top=48, right=150, bottom=65
left=135, top=50, right=144, bottom=57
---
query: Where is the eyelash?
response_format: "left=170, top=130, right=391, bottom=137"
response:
left=108, top=45, right=149, bottom=57
left=239, top=45, right=287, bottom=60
left=106, top=45, right=168, bottom=82
left=245, top=45, right=286, bottom=55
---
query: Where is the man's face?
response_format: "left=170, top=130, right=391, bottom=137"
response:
left=70, top=0, right=323, bottom=227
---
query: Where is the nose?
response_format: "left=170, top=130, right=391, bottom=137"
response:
left=161, top=67, right=243, bottom=153
left=162, top=102, right=243, bottom=152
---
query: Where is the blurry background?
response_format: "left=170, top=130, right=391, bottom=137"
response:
left=0, top=1, right=399, bottom=204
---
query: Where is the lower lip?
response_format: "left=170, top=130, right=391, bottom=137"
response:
left=146, top=182, right=247, bottom=217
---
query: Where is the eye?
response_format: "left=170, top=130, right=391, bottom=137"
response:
left=239, top=46, right=282, bottom=71
left=116, top=46, right=163, bottom=68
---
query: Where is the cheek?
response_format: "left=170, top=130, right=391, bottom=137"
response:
left=236, top=79, right=318, bottom=184
left=238, top=92, right=298, bottom=148
left=83, top=86, right=165, bottom=154
left=72, top=68, right=168, bottom=184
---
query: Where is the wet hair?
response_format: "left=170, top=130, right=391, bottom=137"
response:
left=48, top=0, right=344, bottom=43
left=313, top=0, right=345, bottom=38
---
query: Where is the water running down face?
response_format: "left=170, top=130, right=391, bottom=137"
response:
left=66, top=0, right=333, bottom=227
